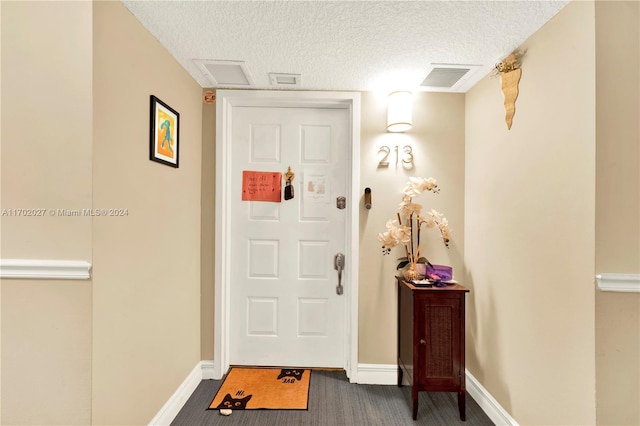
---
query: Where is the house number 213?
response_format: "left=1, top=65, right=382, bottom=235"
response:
left=378, top=145, right=414, bottom=168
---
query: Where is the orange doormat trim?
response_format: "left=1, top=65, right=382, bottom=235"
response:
left=208, top=367, right=311, bottom=410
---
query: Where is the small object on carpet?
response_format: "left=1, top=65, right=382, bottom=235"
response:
left=208, top=367, right=311, bottom=410
left=219, top=409, right=232, bottom=416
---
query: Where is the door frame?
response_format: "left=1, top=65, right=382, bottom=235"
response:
left=214, top=90, right=361, bottom=381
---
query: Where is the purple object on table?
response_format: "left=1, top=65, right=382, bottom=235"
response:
left=425, top=264, right=453, bottom=282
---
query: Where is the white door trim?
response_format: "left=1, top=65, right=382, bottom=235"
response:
left=214, top=90, right=361, bottom=381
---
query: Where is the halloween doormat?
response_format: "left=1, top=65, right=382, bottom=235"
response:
left=208, top=367, right=311, bottom=410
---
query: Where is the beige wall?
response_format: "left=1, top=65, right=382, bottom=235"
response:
left=0, top=1, right=93, bottom=260
left=0, top=3, right=2, bottom=419
left=359, top=91, right=465, bottom=363
left=0, top=0, right=2, bottom=413
left=92, top=2, right=203, bottom=424
left=2, top=281, right=92, bottom=425
left=595, top=1, right=640, bottom=424
left=2, top=1, right=204, bottom=424
left=1, top=2, right=93, bottom=425
left=465, top=2, right=597, bottom=425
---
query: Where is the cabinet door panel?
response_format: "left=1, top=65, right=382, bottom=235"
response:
left=417, top=295, right=462, bottom=389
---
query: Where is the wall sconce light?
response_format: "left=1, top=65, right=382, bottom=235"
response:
left=387, top=91, right=413, bottom=133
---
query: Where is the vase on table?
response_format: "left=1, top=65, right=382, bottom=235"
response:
left=402, top=263, right=424, bottom=281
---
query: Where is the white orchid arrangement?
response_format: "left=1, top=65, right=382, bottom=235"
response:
left=377, top=177, right=451, bottom=270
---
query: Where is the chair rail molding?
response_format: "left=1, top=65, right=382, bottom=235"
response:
left=596, top=273, right=640, bottom=293
left=0, top=259, right=92, bottom=280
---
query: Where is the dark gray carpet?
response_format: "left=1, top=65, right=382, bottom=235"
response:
left=171, top=370, right=494, bottom=425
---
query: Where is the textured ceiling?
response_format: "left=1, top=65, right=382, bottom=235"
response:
left=122, top=0, right=569, bottom=93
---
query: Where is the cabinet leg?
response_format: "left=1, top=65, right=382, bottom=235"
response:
left=458, top=391, right=466, bottom=421
left=397, top=365, right=403, bottom=387
left=412, top=387, right=418, bottom=420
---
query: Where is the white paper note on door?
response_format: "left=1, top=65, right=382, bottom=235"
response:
left=303, top=171, right=330, bottom=203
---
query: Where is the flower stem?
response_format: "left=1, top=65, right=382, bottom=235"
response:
left=409, top=212, right=415, bottom=263
left=416, top=219, right=421, bottom=261
left=397, top=212, right=410, bottom=260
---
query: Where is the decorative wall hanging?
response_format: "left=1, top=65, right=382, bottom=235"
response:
left=150, top=95, right=180, bottom=167
left=496, top=51, right=524, bottom=130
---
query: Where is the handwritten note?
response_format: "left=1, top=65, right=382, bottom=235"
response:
left=242, top=171, right=282, bottom=202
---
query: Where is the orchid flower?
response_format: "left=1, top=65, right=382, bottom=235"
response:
left=379, top=177, right=451, bottom=264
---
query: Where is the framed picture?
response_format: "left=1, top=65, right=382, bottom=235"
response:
left=150, top=95, right=179, bottom=168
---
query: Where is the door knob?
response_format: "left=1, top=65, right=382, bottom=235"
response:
left=334, top=253, right=345, bottom=295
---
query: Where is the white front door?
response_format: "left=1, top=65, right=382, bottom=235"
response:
left=228, top=105, right=348, bottom=367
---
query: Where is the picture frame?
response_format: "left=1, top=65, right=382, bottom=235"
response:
left=149, top=95, right=180, bottom=168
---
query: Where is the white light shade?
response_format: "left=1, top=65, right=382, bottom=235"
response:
left=387, top=91, right=413, bottom=132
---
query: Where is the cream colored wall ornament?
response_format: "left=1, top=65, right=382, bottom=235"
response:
left=496, top=51, right=524, bottom=130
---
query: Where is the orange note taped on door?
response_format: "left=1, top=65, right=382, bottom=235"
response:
left=242, top=171, right=282, bottom=202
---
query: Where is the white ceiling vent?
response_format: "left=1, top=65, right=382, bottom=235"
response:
left=269, top=73, right=302, bottom=87
left=193, top=59, right=254, bottom=87
left=420, top=64, right=482, bottom=92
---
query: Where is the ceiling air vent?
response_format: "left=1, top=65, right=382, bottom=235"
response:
left=269, top=73, right=302, bottom=88
left=193, top=59, right=254, bottom=87
left=420, top=64, right=481, bottom=92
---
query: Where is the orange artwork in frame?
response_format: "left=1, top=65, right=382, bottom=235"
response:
left=150, top=95, right=179, bottom=168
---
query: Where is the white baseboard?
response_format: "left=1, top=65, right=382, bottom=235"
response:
left=356, top=363, right=398, bottom=385
left=596, top=273, right=640, bottom=293
left=201, top=360, right=215, bottom=380
left=149, top=361, right=211, bottom=426
left=0, top=259, right=91, bottom=280
left=466, top=369, right=519, bottom=426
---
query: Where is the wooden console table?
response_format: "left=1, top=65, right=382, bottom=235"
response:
left=397, top=278, right=469, bottom=421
